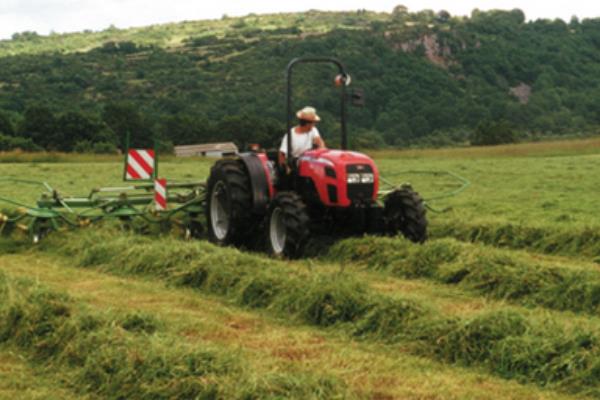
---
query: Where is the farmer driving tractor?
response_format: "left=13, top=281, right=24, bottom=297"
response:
left=278, top=106, right=326, bottom=165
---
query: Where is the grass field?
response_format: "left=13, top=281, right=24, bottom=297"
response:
left=1, top=138, right=600, bottom=398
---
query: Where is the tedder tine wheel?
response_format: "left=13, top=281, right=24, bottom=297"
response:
left=384, top=186, right=428, bottom=243
left=206, top=159, right=256, bottom=246
left=266, top=192, right=310, bottom=259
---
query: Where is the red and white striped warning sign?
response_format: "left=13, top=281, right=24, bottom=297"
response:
left=126, top=149, right=155, bottom=180
left=154, top=178, right=167, bottom=211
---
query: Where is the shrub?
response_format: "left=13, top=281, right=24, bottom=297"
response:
left=93, top=141, right=118, bottom=154
left=470, top=120, right=518, bottom=146
left=0, top=133, right=43, bottom=151
left=73, top=140, right=93, bottom=153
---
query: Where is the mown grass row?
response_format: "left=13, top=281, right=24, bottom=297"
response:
left=432, top=219, right=600, bottom=261
left=0, top=270, right=352, bottom=399
left=328, top=235, right=600, bottom=316
left=26, top=228, right=600, bottom=397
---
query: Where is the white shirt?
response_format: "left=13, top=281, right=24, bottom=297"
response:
left=279, top=127, right=321, bottom=158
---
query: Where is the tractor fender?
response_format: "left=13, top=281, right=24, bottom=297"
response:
left=239, top=153, right=273, bottom=214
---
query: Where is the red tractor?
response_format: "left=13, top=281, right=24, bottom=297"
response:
left=206, top=57, right=427, bottom=257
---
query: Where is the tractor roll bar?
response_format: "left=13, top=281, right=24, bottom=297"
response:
left=286, top=57, right=349, bottom=169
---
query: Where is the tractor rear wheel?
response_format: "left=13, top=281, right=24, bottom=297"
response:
left=206, top=159, right=255, bottom=246
left=384, top=186, right=428, bottom=243
left=266, top=192, right=310, bottom=258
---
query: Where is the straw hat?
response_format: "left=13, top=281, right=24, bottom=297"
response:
left=296, top=106, right=321, bottom=122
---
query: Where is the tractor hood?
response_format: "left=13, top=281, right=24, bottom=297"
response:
left=298, top=149, right=379, bottom=207
left=300, top=149, right=376, bottom=168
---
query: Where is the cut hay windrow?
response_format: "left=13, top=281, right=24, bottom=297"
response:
left=24, top=229, right=600, bottom=396
left=0, top=271, right=353, bottom=399
left=432, top=219, right=600, bottom=262
left=47, top=228, right=430, bottom=331
left=327, top=236, right=600, bottom=316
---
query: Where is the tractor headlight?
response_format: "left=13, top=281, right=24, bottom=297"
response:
left=347, top=173, right=360, bottom=184
left=360, top=173, right=374, bottom=184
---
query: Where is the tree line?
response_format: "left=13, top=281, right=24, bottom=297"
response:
left=0, top=103, right=286, bottom=153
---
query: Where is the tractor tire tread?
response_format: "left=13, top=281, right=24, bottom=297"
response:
left=385, top=187, right=428, bottom=243
left=268, top=192, right=310, bottom=258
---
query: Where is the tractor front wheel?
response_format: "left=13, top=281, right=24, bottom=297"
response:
left=266, top=192, right=310, bottom=258
left=384, top=186, right=428, bottom=243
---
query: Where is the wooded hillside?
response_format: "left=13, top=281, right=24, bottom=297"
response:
left=1, top=8, right=599, bottom=152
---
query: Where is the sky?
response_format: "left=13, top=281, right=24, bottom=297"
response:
left=1, top=0, right=599, bottom=40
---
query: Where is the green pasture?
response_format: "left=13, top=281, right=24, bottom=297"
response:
left=2, top=140, right=599, bottom=230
